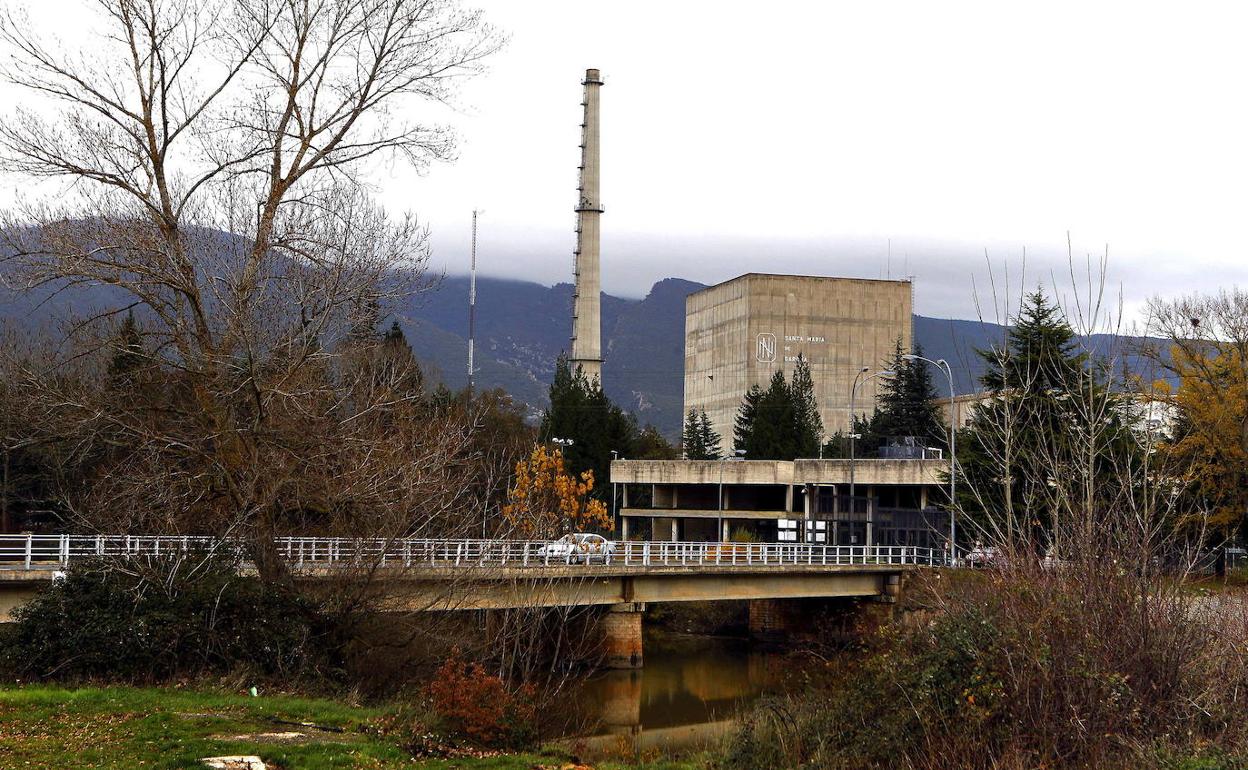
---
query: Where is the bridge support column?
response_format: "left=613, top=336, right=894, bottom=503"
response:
left=602, top=603, right=644, bottom=669
left=881, top=573, right=901, bottom=603
left=748, top=599, right=794, bottom=640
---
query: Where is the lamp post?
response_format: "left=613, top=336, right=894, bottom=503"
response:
left=850, top=367, right=894, bottom=547
left=903, top=354, right=957, bottom=563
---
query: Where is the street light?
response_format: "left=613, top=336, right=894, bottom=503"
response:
left=551, top=437, right=574, bottom=448
left=902, top=354, right=957, bottom=562
left=850, top=367, right=895, bottom=547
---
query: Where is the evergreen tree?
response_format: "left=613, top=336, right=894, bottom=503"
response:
left=696, top=410, right=723, bottom=460
left=956, top=289, right=1130, bottom=550
left=859, top=339, right=948, bottom=456
left=636, top=425, right=679, bottom=460
left=790, top=355, right=823, bottom=458
left=682, top=409, right=722, bottom=460
left=733, top=361, right=824, bottom=461
left=734, top=385, right=763, bottom=452
left=682, top=409, right=705, bottom=459
left=540, top=355, right=636, bottom=504
left=747, top=370, right=794, bottom=459
left=981, top=290, right=1084, bottom=394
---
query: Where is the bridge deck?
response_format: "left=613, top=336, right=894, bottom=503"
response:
left=0, top=536, right=936, bottom=615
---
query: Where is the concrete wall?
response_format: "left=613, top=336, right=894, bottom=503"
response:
left=0, top=583, right=40, bottom=623
left=684, top=273, right=913, bottom=445
left=611, top=459, right=944, bottom=487
left=940, top=391, right=993, bottom=429
left=570, top=68, right=604, bottom=382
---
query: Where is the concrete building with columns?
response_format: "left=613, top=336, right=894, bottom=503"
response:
left=684, top=273, right=914, bottom=444
left=610, top=458, right=950, bottom=549
left=605, top=272, right=947, bottom=548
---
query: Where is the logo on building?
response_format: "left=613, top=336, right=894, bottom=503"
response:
left=756, top=333, right=777, bottom=363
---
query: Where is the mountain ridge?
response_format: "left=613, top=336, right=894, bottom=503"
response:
left=400, top=275, right=1170, bottom=437
left=2, top=265, right=1166, bottom=438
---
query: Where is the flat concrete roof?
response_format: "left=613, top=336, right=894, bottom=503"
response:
left=610, top=459, right=944, bottom=486
left=688, top=272, right=913, bottom=299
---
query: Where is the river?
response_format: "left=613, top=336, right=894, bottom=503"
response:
left=562, top=630, right=795, bottom=757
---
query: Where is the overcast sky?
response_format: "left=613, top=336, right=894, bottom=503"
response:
left=6, top=1, right=1248, bottom=324
left=391, top=0, right=1248, bottom=325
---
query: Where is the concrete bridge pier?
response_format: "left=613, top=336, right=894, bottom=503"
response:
left=601, top=603, right=644, bottom=669
left=748, top=598, right=796, bottom=641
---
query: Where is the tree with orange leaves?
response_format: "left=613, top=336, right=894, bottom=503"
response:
left=501, top=445, right=610, bottom=539
left=1152, top=345, right=1248, bottom=535
left=1148, top=289, right=1248, bottom=546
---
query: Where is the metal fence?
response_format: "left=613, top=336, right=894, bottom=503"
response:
left=0, top=534, right=943, bottom=571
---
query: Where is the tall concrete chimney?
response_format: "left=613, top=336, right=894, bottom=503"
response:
left=570, top=68, right=604, bottom=383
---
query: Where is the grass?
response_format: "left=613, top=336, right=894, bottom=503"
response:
left=0, top=685, right=707, bottom=770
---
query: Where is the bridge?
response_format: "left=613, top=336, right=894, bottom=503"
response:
left=0, top=535, right=942, bottom=667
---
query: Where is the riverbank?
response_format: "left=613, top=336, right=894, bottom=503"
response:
left=0, top=685, right=711, bottom=769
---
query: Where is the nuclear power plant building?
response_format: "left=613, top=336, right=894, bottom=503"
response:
left=610, top=273, right=945, bottom=548
left=683, top=273, right=914, bottom=443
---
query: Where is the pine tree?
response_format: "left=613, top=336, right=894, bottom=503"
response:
left=861, top=339, right=947, bottom=456
left=743, top=371, right=794, bottom=460
left=540, top=355, right=637, bottom=504
left=734, top=385, right=763, bottom=452
left=981, top=290, right=1084, bottom=394
left=696, top=410, right=723, bottom=460
left=683, top=409, right=722, bottom=460
left=682, top=409, right=705, bottom=459
left=636, top=424, right=680, bottom=460
left=956, top=289, right=1128, bottom=550
left=790, top=355, right=822, bottom=458
left=733, top=362, right=824, bottom=461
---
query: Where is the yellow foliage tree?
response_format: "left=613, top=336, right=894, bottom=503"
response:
left=501, top=445, right=610, bottom=539
left=1155, top=344, right=1248, bottom=534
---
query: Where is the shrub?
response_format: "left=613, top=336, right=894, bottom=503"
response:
left=426, top=653, right=537, bottom=749
left=2, top=555, right=329, bottom=683
left=367, top=703, right=456, bottom=758
left=724, top=561, right=1248, bottom=770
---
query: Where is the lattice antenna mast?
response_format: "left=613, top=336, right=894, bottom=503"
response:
left=468, top=209, right=480, bottom=392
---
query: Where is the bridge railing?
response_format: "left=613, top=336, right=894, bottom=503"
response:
left=0, top=534, right=944, bottom=571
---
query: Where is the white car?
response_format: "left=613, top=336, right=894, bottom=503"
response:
left=537, top=533, right=616, bottom=564
left=965, top=545, right=1005, bottom=568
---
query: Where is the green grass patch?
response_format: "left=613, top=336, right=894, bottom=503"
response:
left=0, top=684, right=705, bottom=769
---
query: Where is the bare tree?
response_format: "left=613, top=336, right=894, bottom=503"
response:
left=0, top=0, right=501, bottom=580
left=1144, top=288, right=1248, bottom=569
left=959, top=245, right=1180, bottom=567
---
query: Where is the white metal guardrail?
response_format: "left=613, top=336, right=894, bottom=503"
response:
left=0, top=535, right=943, bottom=571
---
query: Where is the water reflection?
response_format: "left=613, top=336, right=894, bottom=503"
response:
left=567, top=631, right=789, bottom=755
